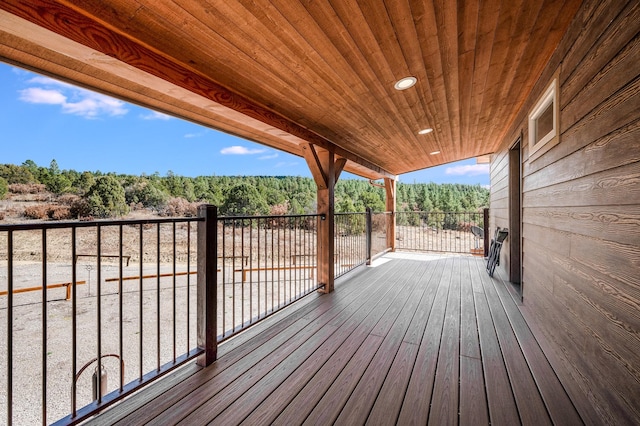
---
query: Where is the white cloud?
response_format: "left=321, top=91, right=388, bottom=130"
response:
left=63, top=96, right=127, bottom=118
left=27, top=76, right=74, bottom=89
left=259, top=153, right=279, bottom=160
left=18, top=76, right=128, bottom=118
left=11, top=67, right=29, bottom=76
left=445, top=164, right=490, bottom=176
left=19, top=87, right=67, bottom=105
left=184, top=133, right=201, bottom=138
left=275, top=161, right=298, bottom=168
left=141, top=111, right=171, bottom=120
left=220, top=145, right=266, bottom=155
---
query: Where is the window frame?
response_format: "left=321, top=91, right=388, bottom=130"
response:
left=528, top=76, right=560, bottom=160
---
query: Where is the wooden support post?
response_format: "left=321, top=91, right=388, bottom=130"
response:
left=197, top=204, right=217, bottom=366
left=384, top=177, right=396, bottom=251
left=303, top=144, right=340, bottom=293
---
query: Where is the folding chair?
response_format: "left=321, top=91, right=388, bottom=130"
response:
left=486, top=227, right=508, bottom=277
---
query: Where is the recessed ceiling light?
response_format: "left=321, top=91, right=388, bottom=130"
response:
left=394, top=76, right=417, bottom=90
left=418, top=128, right=433, bottom=135
left=430, top=151, right=441, bottom=155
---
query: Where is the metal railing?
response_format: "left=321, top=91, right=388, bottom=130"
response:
left=395, top=211, right=486, bottom=254
left=334, top=212, right=368, bottom=278
left=0, top=217, right=202, bottom=425
left=333, top=210, right=394, bottom=277
left=0, top=210, right=326, bottom=424
left=0, top=206, right=397, bottom=424
left=216, top=213, right=321, bottom=341
left=371, top=211, right=391, bottom=258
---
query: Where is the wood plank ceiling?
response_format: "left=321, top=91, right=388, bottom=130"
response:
left=0, top=0, right=582, bottom=179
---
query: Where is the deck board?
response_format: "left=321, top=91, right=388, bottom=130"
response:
left=491, top=267, right=583, bottom=425
left=334, top=260, right=436, bottom=424
left=477, top=260, right=552, bottom=426
left=396, top=257, right=452, bottom=424
left=88, top=254, right=583, bottom=425
left=429, top=257, right=461, bottom=425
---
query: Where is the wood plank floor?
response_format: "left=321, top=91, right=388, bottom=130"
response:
left=89, top=253, right=583, bottom=425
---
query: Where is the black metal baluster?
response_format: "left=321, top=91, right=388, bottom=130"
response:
left=71, top=227, right=77, bottom=417
left=256, top=218, right=261, bottom=320
left=186, top=222, right=191, bottom=354
left=42, top=229, right=47, bottom=424
left=221, top=220, right=225, bottom=337
left=241, top=221, right=245, bottom=329
left=7, top=230, right=13, bottom=425
left=232, top=219, right=236, bottom=333
left=172, top=222, right=176, bottom=362
left=277, top=223, right=281, bottom=309
left=270, top=223, right=274, bottom=313
left=119, top=225, right=124, bottom=391
left=156, top=223, right=160, bottom=370
left=139, top=224, right=143, bottom=380
left=96, top=225, right=102, bottom=402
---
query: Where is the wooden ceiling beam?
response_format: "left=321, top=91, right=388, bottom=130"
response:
left=0, top=0, right=395, bottom=181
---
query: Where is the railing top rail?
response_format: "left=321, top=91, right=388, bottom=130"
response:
left=396, top=210, right=484, bottom=214
left=0, top=216, right=203, bottom=232
left=218, top=213, right=323, bottom=220
left=334, top=211, right=368, bottom=216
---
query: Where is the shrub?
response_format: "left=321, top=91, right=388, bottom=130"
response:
left=50, top=205, right=72, bottom=220
left=86, top=176, right=129, bottom=218
left=57, top=194, right=80, bottom=206
left=221, top=182, right=269, bottom=216
left=45, top=174, right=72, bottom=195
left=58, top=193, right=91, bottom=218
left=69, top=197, right=91, bottom=219
left=0, top=177, right=7, bottom=199
left=125, top=180, right=168, bottom=209
left=158, top=197, right=199, bottom=217
left=23, top=204, right=72, bottom=220
left=23, top=205, right=50, bottom=220
left=269, top=202, right=289, bottom=216
left=9, top=183, right=46, bottom=194
left=129, top=202, right=145, bottom=211
left=371, top=212, right=387, bottom=233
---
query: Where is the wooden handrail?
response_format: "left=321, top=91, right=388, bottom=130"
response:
left=76, top=254, right=131, bottom=266
left=0, top=281, right=87, bottom=300
left=234, top=266, right=316, bottom=282
left=104, top=271, right=197, bottom=282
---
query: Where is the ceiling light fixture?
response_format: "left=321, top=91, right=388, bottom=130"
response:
left=418, top=128, right=433, bottom=135
left=394, top=76, right=417, bottom=90
left=430, top=151, right=441, bottom=155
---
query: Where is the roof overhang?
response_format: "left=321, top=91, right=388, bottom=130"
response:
left=0, top=1, right=582, bottom=179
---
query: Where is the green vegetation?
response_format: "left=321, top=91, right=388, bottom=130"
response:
left=86, top=175, right=130, bottom=218
left=0, top=160, right=489, bottom=219
left=0, top=177, right=7, bottom=199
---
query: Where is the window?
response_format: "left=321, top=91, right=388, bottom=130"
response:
left=528, top=77, right=559, bottom=160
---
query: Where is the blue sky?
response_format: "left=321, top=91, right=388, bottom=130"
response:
left=0, top=63, right=489, bottom=186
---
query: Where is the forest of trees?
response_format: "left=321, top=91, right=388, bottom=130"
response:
left=0, top=160, right=489, bottom=219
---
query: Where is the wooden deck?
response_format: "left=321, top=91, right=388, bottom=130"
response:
left=89, top=253, right=583, bottom=425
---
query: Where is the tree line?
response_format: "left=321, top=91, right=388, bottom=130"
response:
left=0, top=160, right=489, bottom=219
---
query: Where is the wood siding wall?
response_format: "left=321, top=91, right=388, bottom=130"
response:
left=489, top=0, right=640, bottom=423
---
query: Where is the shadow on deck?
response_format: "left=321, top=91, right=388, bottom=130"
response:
left=88, top=253, right=583, bottom=425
